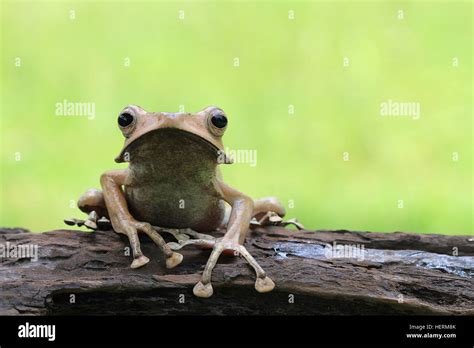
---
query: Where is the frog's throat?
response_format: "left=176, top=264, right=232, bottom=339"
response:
left=114, top=128, right=233, bottom=165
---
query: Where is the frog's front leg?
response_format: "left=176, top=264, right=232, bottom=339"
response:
left=192, top=182, right=274, bottom=298
left=100, top=169, right=183, bottom=269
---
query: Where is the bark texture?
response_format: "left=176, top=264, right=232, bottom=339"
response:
left=0, top=227, right=472, bottom=315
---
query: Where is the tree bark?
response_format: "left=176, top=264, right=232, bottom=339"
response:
left=0, top=227, right=472, bottom=315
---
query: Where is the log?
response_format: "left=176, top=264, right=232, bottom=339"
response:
left=0, top=227, right=473, bottom=315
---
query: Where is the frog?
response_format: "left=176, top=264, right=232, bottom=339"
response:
left=67, top=105, right=291, bottom=298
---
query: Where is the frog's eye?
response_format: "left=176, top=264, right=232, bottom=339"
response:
left=118, top=113, right=134, bottom=128
left=206, top=108, right=227, bottom=136
left=210, top=114, right=228, bottom=129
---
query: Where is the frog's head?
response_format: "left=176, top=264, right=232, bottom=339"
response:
left=114, top=105, right=232, bottom=164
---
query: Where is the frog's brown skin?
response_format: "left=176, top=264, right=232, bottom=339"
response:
left=76, top=105, right=285, bottom=298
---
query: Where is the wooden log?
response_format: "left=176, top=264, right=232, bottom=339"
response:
left=0, top=227, right=472, bottom=315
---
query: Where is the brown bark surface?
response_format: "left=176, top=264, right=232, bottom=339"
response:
left=0, top=227, right=472, bottom=315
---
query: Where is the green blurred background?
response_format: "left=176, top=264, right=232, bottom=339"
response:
left=1, top=1, right=472, bottom=234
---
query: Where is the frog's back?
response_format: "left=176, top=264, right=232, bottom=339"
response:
left=124, top=129, right=226, bottom=232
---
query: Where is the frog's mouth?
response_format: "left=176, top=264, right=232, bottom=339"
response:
left=114, top=128, right=232, bottom=164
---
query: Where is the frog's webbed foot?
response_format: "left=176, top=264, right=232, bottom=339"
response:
left=252, top=211, right=305, bottom=230
left=189, top=238, right=274, bottom=298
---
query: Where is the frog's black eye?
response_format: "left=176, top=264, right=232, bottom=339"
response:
left=118, top=113, right=134, bottom=127
left=211, top=114, right=227, bottom=129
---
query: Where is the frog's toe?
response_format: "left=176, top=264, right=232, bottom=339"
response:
left=181, top=229, right=216, bottom=241
left=167, top=238, right=215, bottom=251
left=279, top=218, right=305, bottom=230
left=64, top=218, right=76, bottom=226
left=96, top=217, right=112, bottom=230
left=64, top=218, right=85, bottom=227
left=166, top=242, right=182, bottom=251
left=84, top=219, right=98, bottom=230
left=176, top=233, right=190, bottom=241
left=64, top=218, right=78, bottom=226
left=130, top=255, right=150, bottom=269
left=255, top=276, right=275, bottom=293
left=236, top=245, right=276, bottom=294
left=166, top=252, right=183, bottom=269
left=256, top=212, right=305, bottom=230
left=82, top=211, right=99, bottom=230
left=193, top=281, right=213, bottom=298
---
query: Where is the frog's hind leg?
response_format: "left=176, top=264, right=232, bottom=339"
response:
left=64, top=188, right=111, bottom=230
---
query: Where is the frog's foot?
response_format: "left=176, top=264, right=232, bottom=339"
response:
left=113, top=221, right=183, bottom=270
left=138, top=224, right=184, bottom=269
left=84, top=211, right=98, bottom=229
left=64, top=212, right=112, bottom=231
left=180, top=238, right=274, bottom=298
left=131, top=255, right=150, bottom=269
left=252, top=212, right=304, bottom=230
left=64, top=215, right=96, bottom=229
